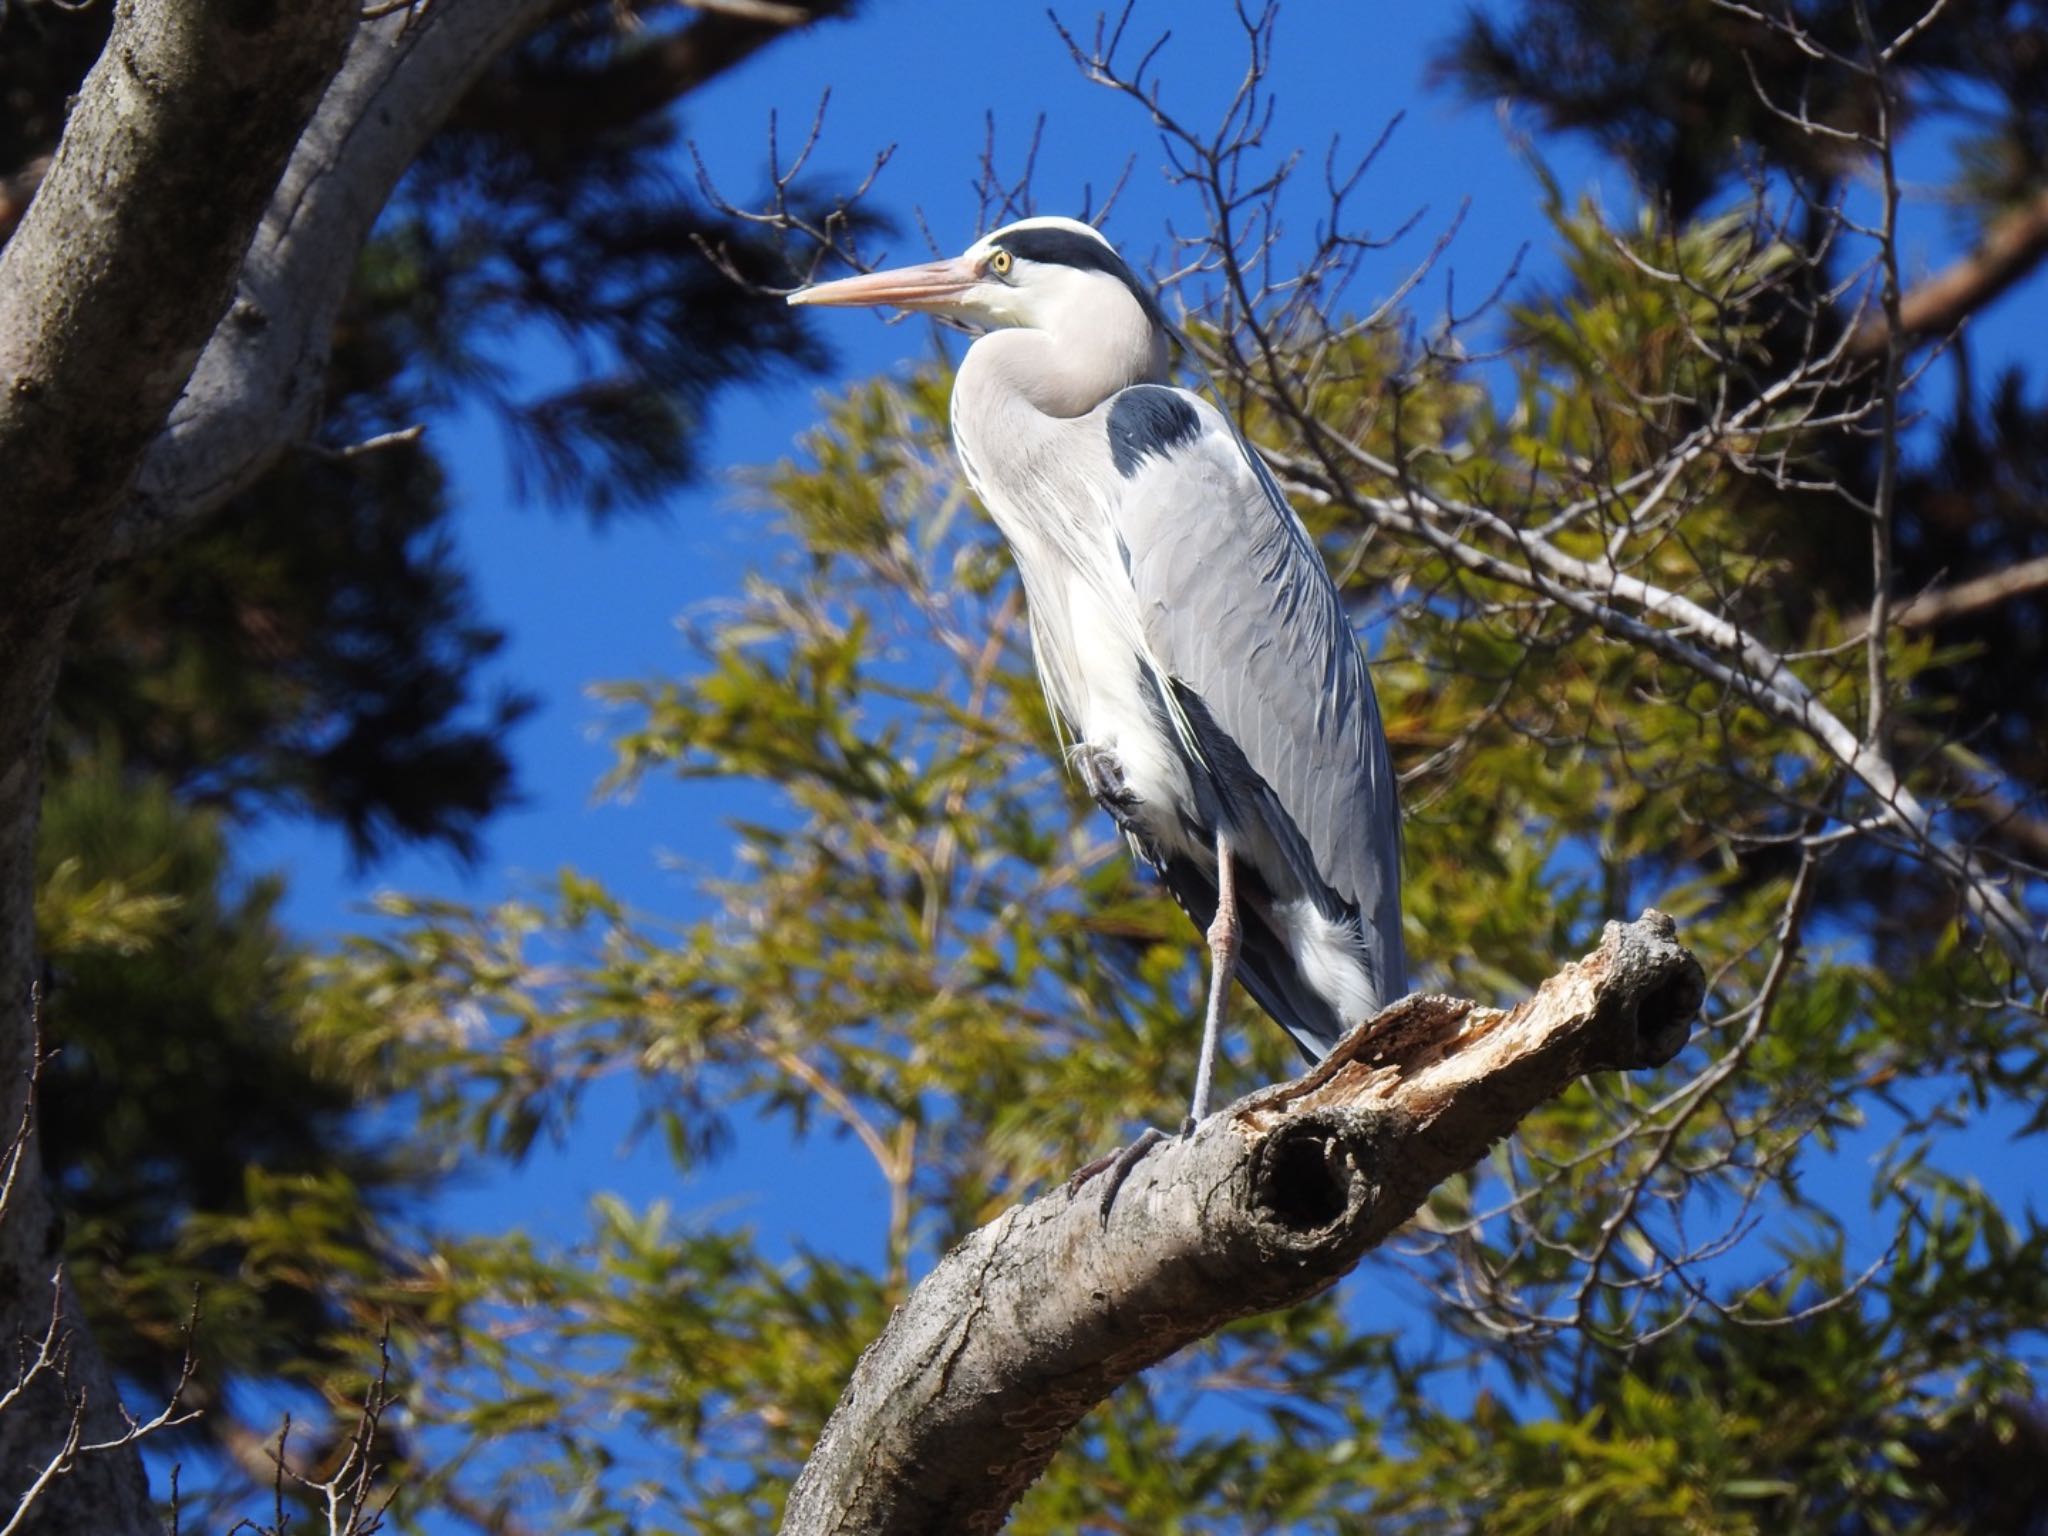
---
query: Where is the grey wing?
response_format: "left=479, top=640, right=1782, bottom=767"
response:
left=1104, top=386, right=1406, bottom=1004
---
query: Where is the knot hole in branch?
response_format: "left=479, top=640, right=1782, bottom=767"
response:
left=1251, top=1110, right=1380, bottom=1237
left=1605, top=926, right=1706, bottom=1070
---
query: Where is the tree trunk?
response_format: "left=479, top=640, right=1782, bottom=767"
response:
left=0, top=3, right=356, bottom=1528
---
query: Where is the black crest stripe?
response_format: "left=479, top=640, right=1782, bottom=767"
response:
left=994, top=226, right=1171, bottom=331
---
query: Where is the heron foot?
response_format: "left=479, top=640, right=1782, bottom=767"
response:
left=1065, top=1126, right=1169, bottom=1224
left=1072, top=743, right=1141, bottom=817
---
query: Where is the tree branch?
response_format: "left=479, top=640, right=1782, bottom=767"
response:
left=1852, top=552, right=2048, bottom=637
left=1849, top=184, right=2048, bottom=356
left=0, top=0, right=355, bottom=599
left=1267, top=449, right=2048, bottom=991
left=111, top=0, right=858, bottom=560
left=111, top=0, right=562, bottom=558
left=780, top=912, right=1705, bottom=1536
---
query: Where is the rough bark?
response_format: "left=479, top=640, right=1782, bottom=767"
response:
left=780, top=911, right=1705, bottom=1536
left=0, top=2, right=355, bottom=1529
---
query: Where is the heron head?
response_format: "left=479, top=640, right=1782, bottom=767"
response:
left=787, top=216, right=1167, bottom=339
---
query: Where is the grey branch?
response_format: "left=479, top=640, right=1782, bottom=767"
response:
left=1852, top=553, right=2048, bottom=637
left=110, top=0, right=856, bottom=559
left=1269, top=451, right=2048, bottom=991
left=112, top=0, right=561, bottom=558
left=780, top=912, right=1705, bottom=1536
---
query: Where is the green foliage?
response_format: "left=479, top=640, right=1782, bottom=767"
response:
left=297, top=205, right=2043, bottom=1522
left=33, top=757, right=438, bottom=1508
left=58, top=444, right=525, bottom=866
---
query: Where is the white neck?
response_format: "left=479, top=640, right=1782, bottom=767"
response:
left=962, top=280, right=1168, bottom=419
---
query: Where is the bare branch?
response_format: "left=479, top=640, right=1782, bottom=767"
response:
left=225, top=1331, right=400, bottom=1536
left=689, top=94, right=893, bottom=293
left=680, top=0, right=814, bottom=23
left=297, top=424, right=428, bottom=463
left=0, top=1280, right=201, bottom=1536
left=1267, top=447, right=2048, bottom=988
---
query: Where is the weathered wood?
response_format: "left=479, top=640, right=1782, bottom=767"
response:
left=781, top=910, right=1704, bottom=1536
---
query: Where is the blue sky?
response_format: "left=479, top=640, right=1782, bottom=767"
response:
left=218, top=0, right=2048, bottom=1511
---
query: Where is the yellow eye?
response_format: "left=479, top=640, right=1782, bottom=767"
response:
left=988, top=248, right=1014, bottom=278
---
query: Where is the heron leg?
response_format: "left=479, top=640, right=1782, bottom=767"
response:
left=1186, top=833, right=1239, bottom=1129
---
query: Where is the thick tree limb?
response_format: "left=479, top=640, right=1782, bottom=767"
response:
left=781, top=912, right=1704, bottom=1536
left=1849, top=185, right=2048, bottom=357
left=112, top=0, right=561, bottom=558
left=0, top=0, right=353, bottom=600
left=111, top=0, right=857, bottom=559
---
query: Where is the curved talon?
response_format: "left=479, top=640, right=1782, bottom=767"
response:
left=1062, top=1157, right=1110, bottom=1200
left=1064, top=1127, right=1170, bottom=1224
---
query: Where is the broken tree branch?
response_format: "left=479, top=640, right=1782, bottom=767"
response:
left=780, top=911, right=1705, bottom=1536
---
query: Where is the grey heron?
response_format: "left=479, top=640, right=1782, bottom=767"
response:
left=790, top=216, right=1404, bottom=1142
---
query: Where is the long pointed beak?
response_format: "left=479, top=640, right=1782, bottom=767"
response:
left=786, top=255, right=982, bottom=312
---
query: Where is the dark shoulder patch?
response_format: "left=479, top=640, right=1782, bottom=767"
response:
left=1106, top=386, right=1201, bottom=478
